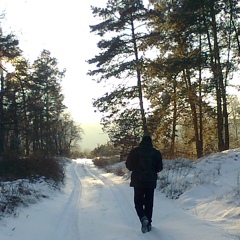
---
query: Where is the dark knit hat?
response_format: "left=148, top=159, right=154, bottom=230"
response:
left=142, top=135, right=152, bottom=143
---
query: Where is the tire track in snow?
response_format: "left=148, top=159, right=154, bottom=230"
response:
left=83, top=161, right=164, bottom=240
left=53, top=162, right=82, bottom=240
left=85, top=164, right=135, bottom=225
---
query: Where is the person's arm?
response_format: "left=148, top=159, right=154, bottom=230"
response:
left=156, top=150, right=163, bottom=173
left=125, top=148, right=137, bottom=171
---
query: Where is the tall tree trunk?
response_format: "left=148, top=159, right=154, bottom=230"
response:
left=203, top=4, right=225, bottom=151
left=183, top=69, right=203, bottom=158
left=229, top=0, right=240, bottom=54
left=19, top=79, right=30, bottom=156
left=198, top=32, right=203, bottom=157
left=209, top=2, right=229, bottom=150
left=0, top=71, right=4, bottom=157
left=170, top=77, right=177, bottom=156
left=130, top=12, right=148, bottom=135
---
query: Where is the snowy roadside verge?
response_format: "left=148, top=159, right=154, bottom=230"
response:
left=0, top=178, right=59, bottom=220
left=0, top=157, right=68, bottom=220
left=102, top=148, right=240, bottom=238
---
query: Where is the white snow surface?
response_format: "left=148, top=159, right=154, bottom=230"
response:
left=0, top=148, right=240, bottom=240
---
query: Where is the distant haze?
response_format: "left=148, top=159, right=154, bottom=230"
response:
left=80, top=123, right=109, bottom=151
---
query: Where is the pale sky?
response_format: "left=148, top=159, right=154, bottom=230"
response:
left=1, top=0, right=109, bottom=149
left=1, top=0, right=107, bottom=124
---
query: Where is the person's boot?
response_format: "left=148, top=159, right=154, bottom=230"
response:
left=141, top=216, right=149, bottom=233
left=147, top=223, right=152, bottom=232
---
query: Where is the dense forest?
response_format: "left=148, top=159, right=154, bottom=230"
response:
left=88, top=0, right=240, bottom=159
left=0, top=23, right=83, bottom=161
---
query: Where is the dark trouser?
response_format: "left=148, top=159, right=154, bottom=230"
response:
left=134, top=187, right=154, bottom=223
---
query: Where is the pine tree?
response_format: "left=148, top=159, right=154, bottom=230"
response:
left=88, top=0, right=152, bottom=146
left=30, top=50, right=66, bottom=155
left=145, top=0, right=240, bottom=156
left=0, top=31, right=21, bottom=158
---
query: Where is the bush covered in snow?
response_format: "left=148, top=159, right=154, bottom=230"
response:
left=158, top=149, right=240, bottom=198
left=158, top=158, right=193, bottom=199
left=92, top=156, right=120, bottom=168
left=0, top=156, right=67, bottom=219
left=0, top=156, right=65, bottom=183
left=92, top=156, right=130, bottom=176
left=0, top=178, right=58, bottom=219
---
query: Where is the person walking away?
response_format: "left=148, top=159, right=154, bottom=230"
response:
left=125, top=135, right=163, bottom=233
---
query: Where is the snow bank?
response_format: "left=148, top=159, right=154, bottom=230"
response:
left=177, top=149, right=240, bottom=238
left=109, top=148, right=240, bottom=237
left=0, top=178, right=59, bottom=220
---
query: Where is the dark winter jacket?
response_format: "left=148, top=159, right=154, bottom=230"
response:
left=126, top=139, right=163, bottom=189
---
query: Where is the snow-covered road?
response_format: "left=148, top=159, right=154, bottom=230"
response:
left=56, top=159, right=165, bottom=240
left=0, top=159, right=233, bottom=240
